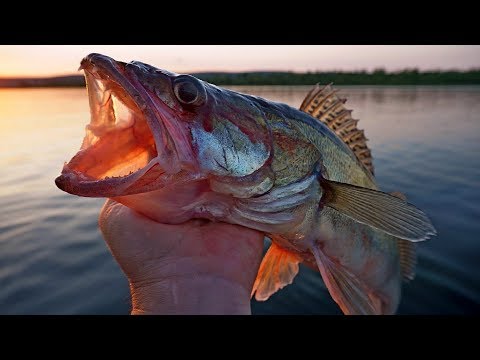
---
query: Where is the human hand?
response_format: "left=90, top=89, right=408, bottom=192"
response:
left=98, top=199, right=265, bottom=315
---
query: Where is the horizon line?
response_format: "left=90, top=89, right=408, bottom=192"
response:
left=2, top=67, right=480, bottom=79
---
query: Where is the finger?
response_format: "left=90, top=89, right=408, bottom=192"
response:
left=99, top=199, right=171, bottom=243
left=100, top=199, right=264, bottom=252
left=98, top=198, right=120, bottom=232
left=99, top=199, right=265, bottom=263
left=100, top=199, right=188, bottom=239
left=98, top=199, right=265, bottom=293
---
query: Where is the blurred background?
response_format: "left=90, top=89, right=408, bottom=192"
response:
left=1, top=45, right=479, bottom=314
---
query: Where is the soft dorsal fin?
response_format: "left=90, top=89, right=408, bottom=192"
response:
left=398, top=239, right=417, bottom=281
left=390, top=191, right=417, bottom=281
left=299, top=83, right=374, bottom=175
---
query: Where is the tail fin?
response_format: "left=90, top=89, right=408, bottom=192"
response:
left=299, top=83, right=374, bottom=175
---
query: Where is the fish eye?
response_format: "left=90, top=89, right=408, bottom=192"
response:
left=173, top=76, right=206, bottom=106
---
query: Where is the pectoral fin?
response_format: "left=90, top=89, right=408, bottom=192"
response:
left=251, top=243, right=301, bottom=301
left=321, top=179, right=436, bottom=242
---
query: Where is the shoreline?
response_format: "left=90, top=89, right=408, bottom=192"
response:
left=1, top=70, right=480, bottom=88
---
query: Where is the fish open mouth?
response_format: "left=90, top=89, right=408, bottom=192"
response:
left=55, top=54, right=165, bottom=196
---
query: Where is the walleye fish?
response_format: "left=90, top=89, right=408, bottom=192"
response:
left=55, top=53, right=436, bottom=315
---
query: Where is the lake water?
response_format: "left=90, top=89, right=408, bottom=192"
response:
left=1, top=85, right=479, bottom=315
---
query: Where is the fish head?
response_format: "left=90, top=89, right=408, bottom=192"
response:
left=55, top=53, right=272, bottom=198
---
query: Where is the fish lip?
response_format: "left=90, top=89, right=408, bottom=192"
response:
left=55, top=159, right=164, bottom=197
left=56, top=53, right=183, bottom=197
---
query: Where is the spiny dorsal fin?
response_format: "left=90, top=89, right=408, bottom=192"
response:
left=299, top=83, right=374, bottom=175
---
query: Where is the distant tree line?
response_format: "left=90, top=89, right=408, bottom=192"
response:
left=196, top=69, right=480, bottom=85
left=1, top=69, right=480, bottom=87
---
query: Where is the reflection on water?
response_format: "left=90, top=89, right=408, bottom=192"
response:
left=0, top=86, right=479, bottom=314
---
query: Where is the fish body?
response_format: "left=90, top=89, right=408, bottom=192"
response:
left=55, top=54, right=436, bottom=314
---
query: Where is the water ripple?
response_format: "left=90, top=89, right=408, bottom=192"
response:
left=1, top=86, right=479, bottom=314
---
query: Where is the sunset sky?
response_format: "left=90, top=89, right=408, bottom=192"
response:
left=1, top=45, right=479, bottom=77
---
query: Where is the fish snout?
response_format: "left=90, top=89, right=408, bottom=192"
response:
left=54, top=174, right=67, bottom=192
left=55, top=174, right=77, bottom=194
left=79, top=53, right=118, bottom=71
